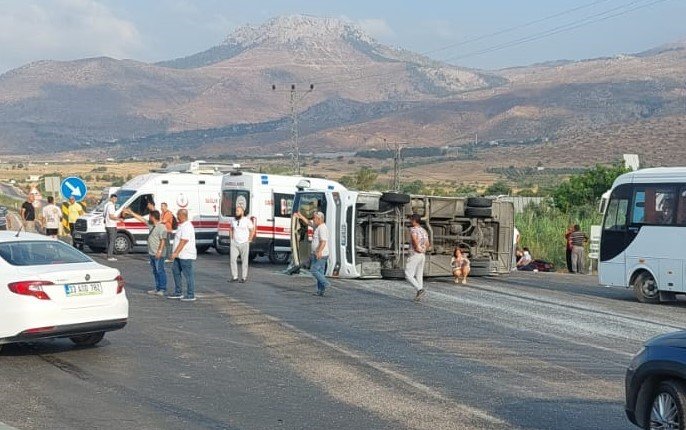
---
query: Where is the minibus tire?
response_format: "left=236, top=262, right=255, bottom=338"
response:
left=381, top=268, right=407, bottom=279
left=633, top=271, right=660, bottom=304
left=470, top=266, right=491, bottom=277
left=470, top=258, right=491, bottom=268
left=466, top=197, right=492, bottom=208
left=465, top=207, right=492, bottom=218
left=381, top=192, right=411, bottom=205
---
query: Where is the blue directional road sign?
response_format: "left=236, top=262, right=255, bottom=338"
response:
left=60, top=176, right=88, bottom=202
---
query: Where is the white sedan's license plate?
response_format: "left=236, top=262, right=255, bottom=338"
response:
left=64, top=282, right=103, bottom=297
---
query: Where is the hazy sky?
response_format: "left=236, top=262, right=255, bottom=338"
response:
left=0, top=0, right=684, bottom=73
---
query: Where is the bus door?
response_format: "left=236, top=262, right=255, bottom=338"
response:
left=599, top=183, right=631, bottom=286
left=291, top=191, right=327, bottom=269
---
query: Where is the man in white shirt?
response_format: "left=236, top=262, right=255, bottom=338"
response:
left=41, top=196, right=62, bottom=238
left=294, top=210, right=330, bottom=296
left=168, top=209, right=197, bottom=301
left=229, top=205, right=255, bottom=283
left=103, top=194, right=120, bottom=261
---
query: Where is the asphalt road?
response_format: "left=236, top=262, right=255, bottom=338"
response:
left=2, top=251, right=685, bottom=430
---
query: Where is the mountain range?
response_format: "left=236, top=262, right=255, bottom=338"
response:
left=0, top=14, right=684, bottom=168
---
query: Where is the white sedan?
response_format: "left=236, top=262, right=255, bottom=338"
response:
left=0, top=231, right=128, bottom=352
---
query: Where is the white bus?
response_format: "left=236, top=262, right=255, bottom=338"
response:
left=599, top=167, right=686, bottom=303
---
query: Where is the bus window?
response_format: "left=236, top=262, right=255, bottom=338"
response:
left=603, top=196, right=628, bottom=231
left=677, top=188, right=686, bottom=225
left=273, top=193, right=294, bottom=218
left=631, top=186, right=675, bottom=225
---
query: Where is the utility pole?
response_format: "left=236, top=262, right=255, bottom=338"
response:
left=272, top=83, right=314, bottom=175
left=385, top=138, right=402, bottom=191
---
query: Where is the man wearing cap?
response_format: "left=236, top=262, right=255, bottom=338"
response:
left=294, top=210, right=330, bottom=296
left=229, top=204, right=255, bottom=283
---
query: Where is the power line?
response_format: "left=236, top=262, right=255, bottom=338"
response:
left=422, top=0, right=613, bottom=56
left=310, top=0, right=672, bottom=88
left=443, top=0, right=672, bottom=63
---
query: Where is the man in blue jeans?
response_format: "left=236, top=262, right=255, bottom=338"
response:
left=123, top=208, right=168, bottom=296
left=295, top=210, right=330, bottom=296
left=167, top=209, right=197, bottom=302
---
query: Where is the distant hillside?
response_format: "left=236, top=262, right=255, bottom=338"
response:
left=0, top=15, right=684, bottom=170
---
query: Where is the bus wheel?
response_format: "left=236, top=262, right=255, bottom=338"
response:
left=633, top=271, right=660, bottom=304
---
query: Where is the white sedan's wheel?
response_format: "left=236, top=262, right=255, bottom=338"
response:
left=69, top=332, right=105, bottom=347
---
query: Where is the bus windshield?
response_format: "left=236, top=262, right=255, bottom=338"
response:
left=292, top=192, right=326, bottom=221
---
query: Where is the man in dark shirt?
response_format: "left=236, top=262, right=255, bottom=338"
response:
left=20, top=193, right=36, bottom=232
left=569, top=224, right=588, bottom=274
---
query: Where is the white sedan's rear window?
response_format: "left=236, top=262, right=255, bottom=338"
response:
left=0, top=240, right=92, bottom=266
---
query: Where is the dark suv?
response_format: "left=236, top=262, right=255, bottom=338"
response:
left=626, top=331, right=686, bottom=429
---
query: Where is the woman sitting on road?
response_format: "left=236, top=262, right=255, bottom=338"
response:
left=451, top=248, right=471, bottom=285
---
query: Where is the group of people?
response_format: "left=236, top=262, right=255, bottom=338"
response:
left=19, top=193, right=85, bottom=238
left=112, top=195, right=199, bottom=302
left=128, top=198, right=258, bottom=302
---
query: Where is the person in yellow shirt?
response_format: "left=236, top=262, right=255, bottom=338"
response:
left=67, top=196, right=84, bottom=239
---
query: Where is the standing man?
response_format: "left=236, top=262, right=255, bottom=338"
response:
left=103, top=194, right=120, bottom=262
left=20, top=193, right=36, bottom=232
left=168, top=209, right=197, bottom=302
left=229, top=205, right=255, bottom=283
left=293, top=211, right=330, bottom=296
left=405, top=214, right=430, bottom=301
left=42, top=196, right=62, bottom=238
left=123, top=208, right=168, bottom=296
left=67, top=196, right=85, bottom=241
left=569, top=224, right=589, bottom=274
left=564, top=224, right=574, bottom=273
left=160, top=202, right=175, bottom=260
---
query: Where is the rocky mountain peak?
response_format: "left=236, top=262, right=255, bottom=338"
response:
left=222, top=14, right=375, bottom=48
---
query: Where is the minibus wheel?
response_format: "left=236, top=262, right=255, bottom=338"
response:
left=633, top=271, right=660, bottom=304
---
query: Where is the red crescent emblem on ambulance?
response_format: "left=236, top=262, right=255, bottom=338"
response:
left=177, top=193, right=189, bottom=208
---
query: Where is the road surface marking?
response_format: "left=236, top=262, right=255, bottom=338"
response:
left=212, top=296, right=513, bottom=430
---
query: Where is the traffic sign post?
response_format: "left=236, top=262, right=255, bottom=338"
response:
left=60, top=177, right=88, bottom=202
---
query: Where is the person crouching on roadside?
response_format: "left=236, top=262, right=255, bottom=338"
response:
left=451, top=248, right=471, bottom=285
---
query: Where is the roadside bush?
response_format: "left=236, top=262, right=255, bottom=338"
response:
left=515, top=201, right=601, bottom=270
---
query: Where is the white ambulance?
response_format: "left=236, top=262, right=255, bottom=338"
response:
left=74, top=162, right=228, bottom=254
left=217, top=173, right=342, bottom=263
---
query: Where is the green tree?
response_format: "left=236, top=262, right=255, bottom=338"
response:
left=552, top=163, right=629, bottom=212
left=485, top=181, right=512, bottom=196
left=338, top=167, right=379, bottom=190
left=401, top=180, right=425, bottom=194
